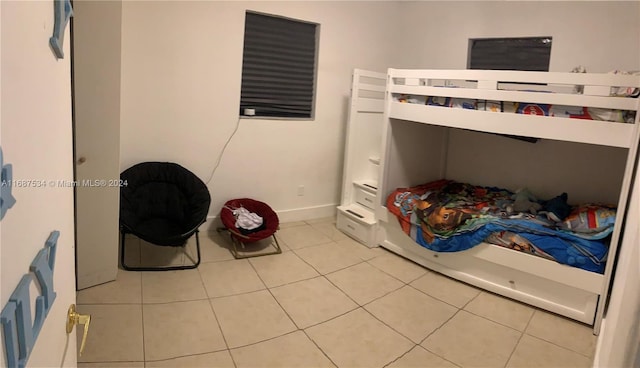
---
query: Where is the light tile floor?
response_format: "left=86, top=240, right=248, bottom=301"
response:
left=77, top=217, right=596, bottom=368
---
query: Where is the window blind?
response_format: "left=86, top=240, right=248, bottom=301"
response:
left=240, top=12, right=318, bottom=118
left=468, top=37, right=552, bottom=72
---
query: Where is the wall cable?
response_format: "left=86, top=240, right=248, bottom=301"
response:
left=205, top=117, right=242, bottom=185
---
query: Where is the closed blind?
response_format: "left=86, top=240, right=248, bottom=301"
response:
left=469, top=37, right=552, bottom=72
left=240, top=12, right=318, bottom=118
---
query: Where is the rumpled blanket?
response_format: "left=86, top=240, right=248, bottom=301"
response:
left=387, top=180, right=613, bottom=273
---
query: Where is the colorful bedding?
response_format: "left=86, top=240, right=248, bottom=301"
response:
left=387, top=180, right=615, bottom=273
left=395, top=93, right=637, bottom=123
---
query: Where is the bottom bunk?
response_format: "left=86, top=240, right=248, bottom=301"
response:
left=379, top=216, right=602, bottom=325
left=377, top=179, right=612, bottom=327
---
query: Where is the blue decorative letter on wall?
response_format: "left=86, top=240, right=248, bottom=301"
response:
left=1, top=148, right=16, bottom=220
left=50, top=0, right=73, bottom=59
left=1, top=231, right=59, bottom=368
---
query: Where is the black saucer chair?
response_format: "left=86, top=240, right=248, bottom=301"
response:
left=119, top=162, right=211, bottom=271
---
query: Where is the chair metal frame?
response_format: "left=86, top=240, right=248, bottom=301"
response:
left=217, top=227, right=282, bottom=259
left=120, top=228, right=202, bottom=271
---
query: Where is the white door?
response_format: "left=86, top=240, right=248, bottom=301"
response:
left=1, top=1, right=78, bottom=367
left=72, top=0, right=121, bottom=290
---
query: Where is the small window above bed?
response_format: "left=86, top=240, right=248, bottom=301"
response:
left=468, top=37, right=552, bottom=72
left=240, top=11, right=319, bottom=119
left=467, top=37, right=552, bottom=143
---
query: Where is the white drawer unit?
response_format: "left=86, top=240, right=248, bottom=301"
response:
left=337, top=206, right=377, bottom=247
left=354, top=187, right=376, bottom=209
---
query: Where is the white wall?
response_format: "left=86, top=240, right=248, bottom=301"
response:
left=120, top=1, right=402, bottom=222
left=396, top=1, right=640, bottom=72
left=445, top=130, right=628, bottom=205
left=0, top=1, right=76, bottom=367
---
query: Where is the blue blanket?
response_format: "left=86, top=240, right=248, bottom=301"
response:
left=388, top=180, right=611, bottom=274
left=410, top=217, right=607, bottom=273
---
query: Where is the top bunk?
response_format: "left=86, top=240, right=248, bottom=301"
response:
left=386, top=69, right=640, bottom=148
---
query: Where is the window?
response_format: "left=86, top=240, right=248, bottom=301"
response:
left=468, top=37, right=552, bottom=144
left=468, top=37, right=552, bottom=72
left=240, top=12, right=319, bottom=119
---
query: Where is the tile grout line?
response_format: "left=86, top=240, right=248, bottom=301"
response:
left=405, top=283, right=470, bottom=311
left=265, top=243, right=326, bottom=278
left=301, top=329, right=340, bottom=368
left=243, top=237, right=356, bottom=365
left=223, top=329, right=301, bottom=351
left=381, top=343, right=419, bottom=368
left=361, top=262, right=468, bottom=367
left=263, top=273, right=321, bottom=291
left=315, top=254, right=412, bottom=308
left=142, top=347, right=231, bottom=364
left=358, top=306, right=418, bottom=365
left=364, top=247, right=428, bottom=277
left=356, top=279, right=406, bottom=308
left=461, top=307, right=532, bottom=334
left=294, top=221, right=401, bottom=368
left=503, top=310, right=537, bottom=368
left=418, top=306, right=462, bottom=346
left=227, top=258, right=339, bottom=365
left=302, top=252, right=416, bottom=365
left=364, top=257, right=426, bottom=285
left=417, top=308, right=465, bottom=368
left=138, top=297, right=211, bottom=306
left=78, top=360, right=145, bottom=366
left=521, top=332, right=596, bottom=360
left=139, top=268, right=147, bottom=364
left=138, top=261, right=236, bottom=365
left=196, top=263, right=237, bottom=368
left=521, top=310, right=596, bottom=359
left=356, top=273, right=443, bottom=366
left=319, top=263, right=369, bottom=308
left=246, top=258, right=300, bottom=330
left=503, top=331, right=526, bottom=367
left=300, top=303, right=361, bottom=331
left=199, top=254, right=344, bottom=301
left=296, top=242, right=366, bottom=270
left=459, top=286, right=482, bottom=309
left=286, top=239, right=337, bottom=253
left=292, top=248, right=369, bottom=279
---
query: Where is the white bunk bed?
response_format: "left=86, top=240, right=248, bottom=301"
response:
left=376, top=69, right=640, bottom=334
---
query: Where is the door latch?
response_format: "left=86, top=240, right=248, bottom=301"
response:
left=66, top=304, right=91, bottom=356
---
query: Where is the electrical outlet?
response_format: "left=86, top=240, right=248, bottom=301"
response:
left=297, top=185, right=305, bottom=196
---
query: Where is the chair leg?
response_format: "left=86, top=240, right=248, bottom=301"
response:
left=271, top=234, right=282, bottom=254
left=225, top=231, right=282, bottom=259
left=120, top=230, right=201, bottom=272
left=184, top=231, right=202, bottom=268
left=120, top=229, right=135, bottom=271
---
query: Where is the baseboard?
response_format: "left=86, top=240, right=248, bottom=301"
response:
left=199, top=203, right=338, bottom=232
left=276, top=203, right=338, bottom=223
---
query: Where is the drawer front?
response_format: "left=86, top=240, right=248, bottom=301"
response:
left=355, top=188, right=376, bottom=209
left=337, top=212, right=369, bottom=243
